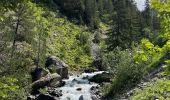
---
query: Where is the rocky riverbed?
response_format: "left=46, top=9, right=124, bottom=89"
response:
left=28, top=71, right=106, bottom=100
left=27, top=56, right=109, bottom=100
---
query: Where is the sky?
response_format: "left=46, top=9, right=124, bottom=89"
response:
left=134, top=0, right=146, bottom=11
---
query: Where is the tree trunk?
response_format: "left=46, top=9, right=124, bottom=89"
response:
left=11, top=17, right=20, bottom=58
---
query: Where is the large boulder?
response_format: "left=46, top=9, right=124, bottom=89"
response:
left=30, top=65, right=48, bottom=82
left=45, top=56, right=68, bottom=79
left=31, top=73, right=61, bottom=95
left=89, top=72, right=112, bottom=83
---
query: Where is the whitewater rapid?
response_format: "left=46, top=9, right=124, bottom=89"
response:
left=57, top=71, right=104, bottom=100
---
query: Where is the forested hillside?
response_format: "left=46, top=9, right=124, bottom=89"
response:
left=0, top=0, right=169, bottom=100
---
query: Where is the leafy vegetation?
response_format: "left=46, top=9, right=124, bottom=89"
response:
left=47, top=17, right=93, bottom=70
left=0, top=0, right=93, bottom=99
left=0, top=0, right=170, bottom=99
left=131, top=79, right=170, bottom=100
left=0, top=77, right=19, bottom=99
left=101, top=0, right=170, bottom=99
left=102, top=48, right=145, bottom=98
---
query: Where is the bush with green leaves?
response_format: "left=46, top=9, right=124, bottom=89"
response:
left=0, top=77, right=18, bottom=99
left=131, top=79, right=170, bottom=100
left=0, top=76, right=26, bottom=100
left=102, top=48, right=145, bottom=98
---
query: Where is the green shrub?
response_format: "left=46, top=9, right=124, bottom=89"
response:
left=163, top=59, right=170, bottom=76
left=102, top=47, right=123, bottom=71
left=102, top=48, right=145, bottom=98
left=131, top=79, right=170, bottom=100
left=0, top=77, right=19, bottom=99
left=0, top=76, right=26, bottom=100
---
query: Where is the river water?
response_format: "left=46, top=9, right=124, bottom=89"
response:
left=57, top=71, right=104, bottom=100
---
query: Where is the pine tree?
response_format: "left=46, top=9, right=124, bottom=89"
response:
left=101, top=0, right=114, bottom=24
left=142, top=0, right=152, bottom=28
left=84, top=0, right=99, bottom=29
left=107, top=0, right=141, bottom=50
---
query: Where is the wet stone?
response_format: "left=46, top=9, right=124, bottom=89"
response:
left=76, top=88, right=82, bottom=91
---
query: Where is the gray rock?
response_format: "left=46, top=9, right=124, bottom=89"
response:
left=35, top=94, right=55, bottom=100
left=48, top=90, right=62, bottom=97
left=76, top=88, right=82, bottom=91
left=79, top=95, right=84, bottom=100
left=45, top=56, right=69, bottom=79
left=91, top=95, right=100, bottom=100
left=89, top=72, right=111, bottom=83
left=31, top=73, right=61, bottom=94
left=30, top=66, right=48, bottom=82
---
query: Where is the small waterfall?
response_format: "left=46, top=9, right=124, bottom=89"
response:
left=57, top=71, right=104, bottom=100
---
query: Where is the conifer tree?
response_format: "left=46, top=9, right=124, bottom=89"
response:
left=107, top=0, right=141, bottom=50
left=142, top=0, right=152, bottom=28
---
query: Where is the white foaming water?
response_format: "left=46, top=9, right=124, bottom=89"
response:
left=57, top=71, right=104, bottom=100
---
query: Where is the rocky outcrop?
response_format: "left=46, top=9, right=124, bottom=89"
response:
left=28, top=87, right=63, bottom=100
left=45, top=56, right=69, bottom=79
left=31, top=73, right=61, bottom=95
left=28, top=56, right=69, bottom=99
